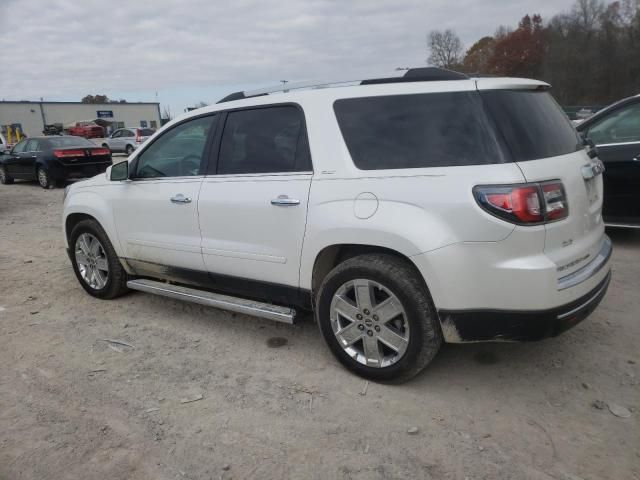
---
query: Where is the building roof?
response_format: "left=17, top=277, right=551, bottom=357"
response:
left=0, top=100, right=159, bottom=106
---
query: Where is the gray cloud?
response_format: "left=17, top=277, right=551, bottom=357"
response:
left=0, top=0, right=578, bottom=104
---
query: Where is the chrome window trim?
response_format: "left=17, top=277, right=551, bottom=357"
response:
left=557, top=235, right=612, bottom=291
left=595, top=140, right=640, bottom=147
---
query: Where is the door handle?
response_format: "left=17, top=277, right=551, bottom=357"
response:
left=271, top=195, right=300, bottom=206
left=633, top=156, right=639, bottom=162
left=170, top=194, right=192, bottom=204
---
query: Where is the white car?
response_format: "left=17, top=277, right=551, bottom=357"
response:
left=62, top=68, right=611, bottom=382
left=102, top=127, right=155, bottom=155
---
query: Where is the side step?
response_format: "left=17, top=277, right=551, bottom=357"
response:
left=126, top=279, right=296, bottom=324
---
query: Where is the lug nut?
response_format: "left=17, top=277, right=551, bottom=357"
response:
left=367, top=330, right=373, bottom=336
left=373, top=315, right=379, bottom=321
left=374, top=325, right=380, bottom=332
left=363, top=309, right=370, bottom=315
left=356, top=313, right=363, bottom=320
left=358, top=324, right=365, bottom=330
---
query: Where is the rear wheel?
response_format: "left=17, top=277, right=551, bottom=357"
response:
left=125, top=144, right=134, bottom=155
left=37, top=167, right=55, bottom=189
left=0, top=166, right=14, bottom=184
left=69, top=219, right=129, bottom=299
left=316, top=254, right=442, bottom=383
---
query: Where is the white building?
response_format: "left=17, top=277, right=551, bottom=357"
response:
left=0, top=101, right=162, bottom=138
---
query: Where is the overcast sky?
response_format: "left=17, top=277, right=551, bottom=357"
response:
left=0, top=0, right=578, bottom=114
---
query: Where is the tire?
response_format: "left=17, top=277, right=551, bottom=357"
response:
left=316, top=254, right=442, bottom=383
left=37, top=167, right=55, bottom=189
left=0, top=166, right=14, bottom=184
left=69, top=219, right=129, bottom=299
left=125, top=144, right=134, bottom=155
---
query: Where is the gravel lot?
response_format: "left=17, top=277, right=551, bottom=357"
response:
left=0, top=180, right=638, bottom=480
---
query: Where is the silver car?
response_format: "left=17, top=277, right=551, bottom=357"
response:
left=102, top=127, right=155, bottom=155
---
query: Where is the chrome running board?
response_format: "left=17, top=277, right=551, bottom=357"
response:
left=127, top=279, right=296, bottom=324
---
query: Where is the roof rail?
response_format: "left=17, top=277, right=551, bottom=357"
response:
left=217, top=67, right=469, bottom=103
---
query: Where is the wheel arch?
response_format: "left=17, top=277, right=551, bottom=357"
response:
left=310, top=244, right=433, bottom=305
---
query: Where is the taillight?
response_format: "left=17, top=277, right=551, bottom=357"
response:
left=474, top=181, right=568, bottom=225
left=91, top=148, right=110, bottom=156
left=135, top=129, right=141, bottom=144
left=53, top=149, right=84, bottom=158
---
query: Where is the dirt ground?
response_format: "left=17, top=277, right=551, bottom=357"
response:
left=0, top=181, right=638, bottom=480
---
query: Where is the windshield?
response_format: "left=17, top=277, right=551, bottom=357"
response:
left=45, top=136, right=95, bottom=148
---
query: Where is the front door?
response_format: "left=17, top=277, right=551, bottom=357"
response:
left=198, top=105, right=313, bottom=295
left=17, top=139, right=40, bottom=177
left=110, top=114, right=218, bottom=275
left=585, top=101, right=640, bottom=224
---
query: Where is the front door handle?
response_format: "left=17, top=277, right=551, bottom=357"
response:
left=170, top=194, right=192, bottom=204
left=271, top=195, right=300, bottom=206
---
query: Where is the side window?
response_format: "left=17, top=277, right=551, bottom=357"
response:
left=25, top=139, right=39, bottom=151
left=111, top=130, right=122, bottom=138
left=12, top=140, right=28, bottom=153
left=217, top=106, right=311, bottom=175
left=122, top=129, right=135, bottom=137
left=134, top=115, right=216, bottom=179
left=588, top=102, right=640, bottom=145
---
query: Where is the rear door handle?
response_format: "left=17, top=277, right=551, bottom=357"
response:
left=271, top=195, right=300, bottom=206
left=170, top=194, right=192, bottom=204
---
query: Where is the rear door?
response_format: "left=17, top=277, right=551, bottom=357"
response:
left=198, top=105, right=312, bottom=290
left=478, top=85, right=605, bottom=280
left=582, top=100, right=640, bottom=225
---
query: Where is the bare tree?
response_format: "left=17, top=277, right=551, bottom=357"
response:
left=161, top=105, right=172, bottom=121
left=427, top=29, right=464, bottom=68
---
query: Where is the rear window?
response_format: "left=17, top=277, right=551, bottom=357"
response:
left=333, top=92, right=506, bottom=170
left=481, top=90, right=582, bottom=162
left=139, top=128, right=155, bottom=136
left=45, top=136, right=94, bottom=148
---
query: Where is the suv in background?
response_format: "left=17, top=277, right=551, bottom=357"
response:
left=62, top=68, right=611, bottom=382
left=102, top=127, right=155, bottom=155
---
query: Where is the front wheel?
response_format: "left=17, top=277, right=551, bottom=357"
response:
left=125, top=144, right=134, bottom=156
left=316, top=254, right=442, bottom=383
left=69, top=219, right=129, bottom=299
left=0, top=166, right=14, bottom=184
left=37, top=167, right=55, bottom=189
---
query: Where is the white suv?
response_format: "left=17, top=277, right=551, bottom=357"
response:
left=63, top=68, right=611, bottom=382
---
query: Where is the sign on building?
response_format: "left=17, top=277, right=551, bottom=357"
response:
left=96, top=110, right=114, bottom=118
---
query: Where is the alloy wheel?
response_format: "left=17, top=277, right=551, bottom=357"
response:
left=330, top=279, right=410, bottom=368
left=37, top=168, right=49, bottom=188
left=75, top=233, right=109, bottom=290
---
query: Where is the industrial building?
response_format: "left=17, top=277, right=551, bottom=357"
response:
left=0, top=101, right=162, bottom=139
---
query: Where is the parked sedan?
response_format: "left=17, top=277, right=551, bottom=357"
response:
left=102, top=127, right=155, bottom=155
left=0, top=136, right=111, bottom=189
left=577, top=94, right=640, bottom=227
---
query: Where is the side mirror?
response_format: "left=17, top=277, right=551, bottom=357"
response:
left=110, top=160, right=129, bottom=181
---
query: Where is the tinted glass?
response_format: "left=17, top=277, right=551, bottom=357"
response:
left=140, top=128, right=155, bottom=136
left=481, top=90, right=582, bottom=162
left=334, top=92, right=505, bottom=170
left=217, top=106, right=310, bottom=174
left=587, top=102, right=640, bottom=144
left=135, top=115, right=215, bottom=178
left=122, top=130, right=135, bottom=137
left=45, top=136, right=94, bottom=148
left=12, top=140, right=28, bottom=153
left=25, top=139, right=39, bottom=151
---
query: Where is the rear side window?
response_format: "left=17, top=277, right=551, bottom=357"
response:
left=139, top=128, right=155, bottom=136
left=333, top=92, right=506, bottom=170
left=217, top=106, right=311, bottom=174
left=481, top=90, right=582, bottom=162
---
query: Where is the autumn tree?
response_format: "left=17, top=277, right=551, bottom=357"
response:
left=427, top=29, right=464, bottom=68
left=488, top=14, right=545, bottom=77
left=461, top=36, right=495, bottom=73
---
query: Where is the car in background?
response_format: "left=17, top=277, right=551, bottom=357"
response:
left=102, top=127, right=155, bottom=155
left=0, top=136, right=111, bottom=189
left=577, top=94, right=640, bottom=228
left=65, top=122, right=105, bottom=139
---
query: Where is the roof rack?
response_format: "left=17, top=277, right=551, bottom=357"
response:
left=217, top=67, right=469, bottom=103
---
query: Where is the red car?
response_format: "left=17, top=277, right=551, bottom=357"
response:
left=65, top=122, right=105, bottom=139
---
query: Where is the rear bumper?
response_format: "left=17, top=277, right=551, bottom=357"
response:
left=48, top=160, right=111, bottom=180
left=438, top=270, right=611, bottom=342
